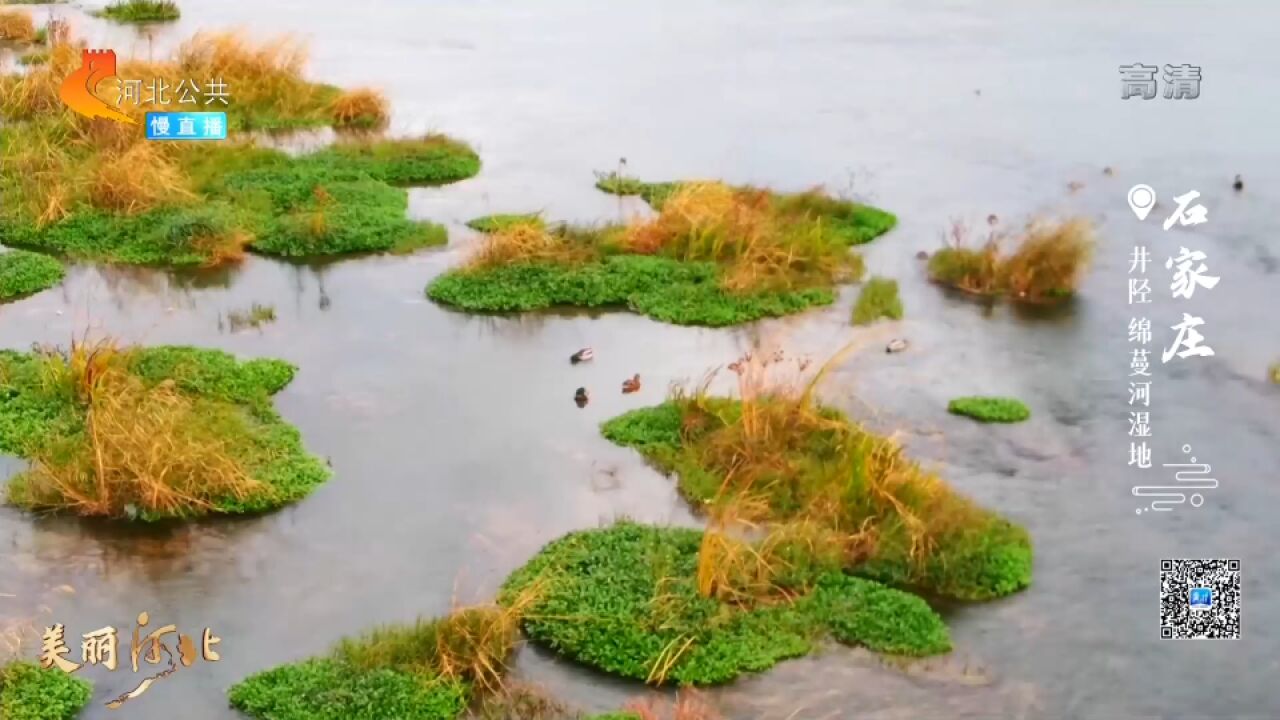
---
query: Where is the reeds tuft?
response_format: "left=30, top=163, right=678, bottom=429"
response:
left=602, top=349, right=1033, bottom=601
left=0, top=339, right=329, bottom=519
left=0, top=9, right=36, bottom=43
left=330, top=87, right=389, bottom=130
left=929, top=217, right=1094, bottom=302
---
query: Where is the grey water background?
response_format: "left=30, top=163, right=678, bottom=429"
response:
left=1, top=1, right=1278, bottom=717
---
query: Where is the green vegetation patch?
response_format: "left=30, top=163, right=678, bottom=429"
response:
left=229, top=603, right=530, bottom=720
left=501, top=522, right=950, bottom=686
left=947, top=396, right=1031, bottom=424
left=0, top=30, right=479, bottom=265
left=0, top=343, right=330, bottom=519
left=851, top=276, right=903, bottom=325
left=593, top=172, right=682, bottom=209
left=229, top=658, right=469, bottom=720
left=428, top=255, right=835, bottom=327
left=0, top=661, right=92, bottom=720
left=310, top=136, right=481, bottom=186
left=0, top=250, right=63, bottom=302
left=96, top=0, right=180, bottom=23
left=428, top=178, right=887, bottom=327
left=601, top=399, right=1032, bottom=601
left=465, top=213, right=545, bottom=234
left=0, top=136, right=474, bottom=264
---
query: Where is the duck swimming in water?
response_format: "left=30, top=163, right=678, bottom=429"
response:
left=570, top=348, right=594, bottom=364
left=885, top=339, right=909, bottom=354
left=621, top=374, right=641, bottom=394
left=574, top=387, right=589, bottom=407
left=1233, top=174, right=1244, bottom=192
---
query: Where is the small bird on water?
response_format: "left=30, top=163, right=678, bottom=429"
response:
left=570, top=348, right=594, bottom=364
left=1233, top=174, right=1244, bottom=192
left=574, top=387, right=589, bottom=407
left=885, top=339, right=909, bottom=354
left=621, top=374, right=641, bottom=394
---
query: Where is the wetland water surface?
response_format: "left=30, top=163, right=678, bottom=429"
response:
left=3, top=1, right=1279, bottom=718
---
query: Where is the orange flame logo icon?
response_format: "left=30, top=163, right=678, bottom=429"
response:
left=59, top=49, right=136, bottom=124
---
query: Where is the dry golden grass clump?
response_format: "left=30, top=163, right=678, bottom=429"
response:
left=695, top=517, right=864, bottom=605
left=622, top=182, right=745, bottom=255
left=468, top=223, right=602, bottom=270
left=22, top=379, right=263, bottom=517
left=1001, top=217, right=1095, bottom=300
left=11, top=342, right=264, bottom=518
left=230, top=586, right=552, bottom=718
left=429, top=605, right=523, bottom=693
left=623, top=182, right=859, bottom=291
left=177, top=30, right=305, bottom=80
left=602, top=348, right=1033, bottom=600
left=0, top=42, right=81, bottom=120
left=330, top=87, right=389, bottom=130
left=173, top=31, right=335, bottom=125
left=928, top=217, right=1095, bottom=302
left=88, top=142, right=196, bottom=214
left=1, top=338, right=329, bottom=520
left=332, top=607, right=515, bottom=694
left=0, top=9, right=36, bottom=43
left=458, top=181, right=862, bottom=301
left=188, top=226, right=253, bottom=267
left=2, top=29, right=330, bottom=131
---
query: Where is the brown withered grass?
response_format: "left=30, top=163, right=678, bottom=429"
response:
left=0, top=29, right=330, bottom=130
left=1001, top=217, right=1095, bottom=301
left=0, top=42, right=80, bottom=120
left=88, top=142, right=195, bottom=213
left=464, top=182, right=862, bottom=296
left=467, top=223, right=602, bottom=270
left=0, top=9, right=36, bottom=44
left=191, top=227, right=253, bottom=267
left=174, top=31, right=332, bottom=123
left=623, top=182, right=859, bottom=291
left=11, top=340, right=265, bottom=518
left=330, top=87, right=389, bottom=130
left=928, top=217, right=1094, bottom=302
left=334, top=582, right=543, bottom=697
left=668, top=344, right=1023, bottom=598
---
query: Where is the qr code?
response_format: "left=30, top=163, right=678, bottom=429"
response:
left=1160, top=558, right=1240, bottom=639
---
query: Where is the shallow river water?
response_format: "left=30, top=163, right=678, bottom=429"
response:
left=2, top=1, right=1278, bottom=718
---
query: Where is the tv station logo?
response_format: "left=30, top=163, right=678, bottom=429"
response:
left=59, top=48, right=229, bottom=141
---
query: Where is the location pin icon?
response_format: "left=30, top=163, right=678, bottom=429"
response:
left=1128, top=184, right=1156, bottom=221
